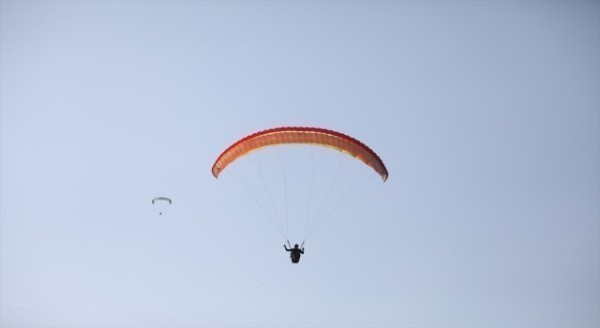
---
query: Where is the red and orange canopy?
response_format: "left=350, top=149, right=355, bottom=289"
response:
left=212, top=127, right=388, bottom=182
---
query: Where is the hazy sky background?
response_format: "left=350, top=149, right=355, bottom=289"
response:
left=1, top=1, right=599, bottom=327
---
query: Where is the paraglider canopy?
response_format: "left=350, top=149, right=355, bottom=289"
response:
left=152, top=197, right=172, bottom=205
left=212, top=126, right=388, bottom=181
left=211, top=126, right=388, bottom=245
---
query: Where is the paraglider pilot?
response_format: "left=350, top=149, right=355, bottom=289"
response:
left=284, top=244, right=304, bottom=263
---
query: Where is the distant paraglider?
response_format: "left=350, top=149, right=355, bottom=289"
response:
left=152, top=197, right=172, bottom=215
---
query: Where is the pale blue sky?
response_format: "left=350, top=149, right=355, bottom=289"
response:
left=1, top=1, right=599, bottom=327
